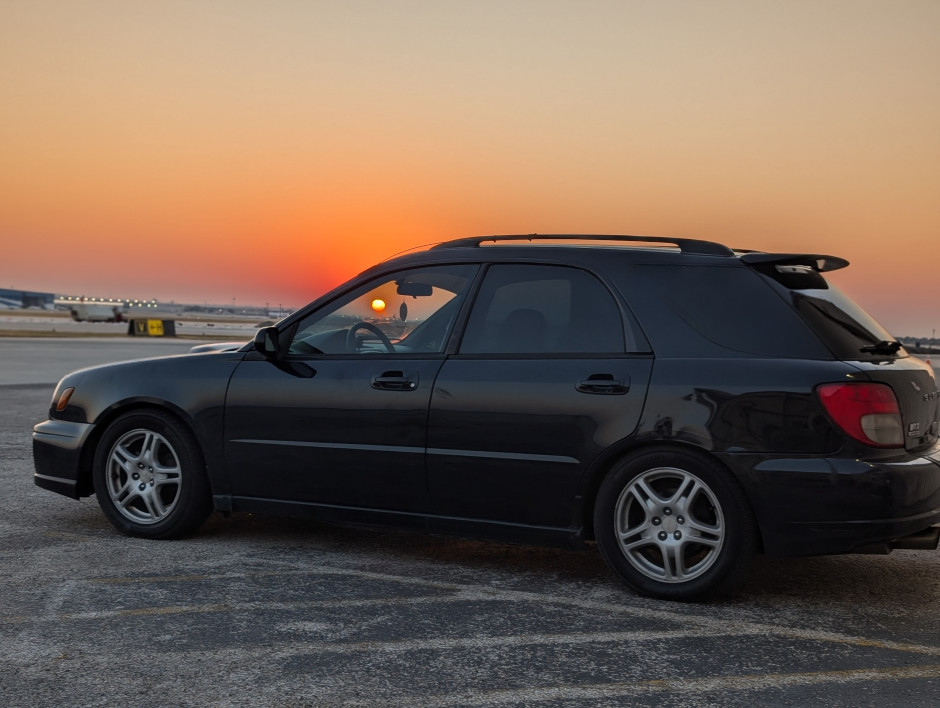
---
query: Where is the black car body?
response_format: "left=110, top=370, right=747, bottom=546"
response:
left=33, top=235, right=940, bottom=600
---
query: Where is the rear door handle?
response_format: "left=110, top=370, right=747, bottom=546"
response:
left=371, top=371, right=419, bottom=391
left=577, top=374, right=629, bottom=395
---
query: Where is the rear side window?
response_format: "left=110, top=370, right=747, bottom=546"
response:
left=613, top=265, right=830, bottom=359
left=459, top=264, right=626, bottom=354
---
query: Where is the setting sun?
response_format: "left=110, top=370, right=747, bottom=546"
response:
left=371, top=299, right=386, bottom=314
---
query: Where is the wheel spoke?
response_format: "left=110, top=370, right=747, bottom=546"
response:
left=113, top=477, right=135, bottom=504
left=153, top=462, right=180, bottom=481
left=688, top=525, right=722, bottom=548
left=138, top=432, right=159, bottom=465
left=619, top=528, right=652, bottom=550
left=687, top=534, right=721, bottom=550
left=112, top=443, right=139, bottom=475
left=153, top=477, right=179, bottom=495
left=118, top=487, right=143, bottom=511
left=138, top=489, right=159, bottom=518
left=152, top=458, right=181, bottom=501
left=671, top=476, right=699, bottom=514
left=633, top=477, right=662, bottom=507
left=661, top=543, right=684, bottom=581
left=149, top=488, right=167, bottom=517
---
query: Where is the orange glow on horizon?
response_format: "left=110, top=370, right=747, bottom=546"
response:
left=1, top=2, right=937, bottom=335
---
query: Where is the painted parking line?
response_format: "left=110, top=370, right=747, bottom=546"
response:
left=11, top=564, right=940, bottom=661
left=5, top=562, right=937, bottom=705
left=384, top=664, right=940, bottom=708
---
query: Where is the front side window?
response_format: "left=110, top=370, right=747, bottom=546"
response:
left=459, top=264, right=625, bottom=355
left=288, top=264, right=478, bottom=355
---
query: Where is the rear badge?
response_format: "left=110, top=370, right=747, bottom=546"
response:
left=908, top=422, right=921, bottom=437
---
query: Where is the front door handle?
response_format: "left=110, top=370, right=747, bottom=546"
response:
left=577, top=374, right=629, bottom=395
left=371, top=371, right=418, bottom=391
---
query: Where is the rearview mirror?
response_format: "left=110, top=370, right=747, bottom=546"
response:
left=396, top=282, right=433, bottom=297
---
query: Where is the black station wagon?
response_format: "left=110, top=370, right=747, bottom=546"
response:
left=33, top=235, right=940, bottom=600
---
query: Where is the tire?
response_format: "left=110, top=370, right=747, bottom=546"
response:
left=92, top=410, right=212, bottom=539
left=594, top=448, right=757, bottom=601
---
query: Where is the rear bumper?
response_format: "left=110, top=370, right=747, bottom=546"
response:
left=724, top=447, right=940, bottom=556
left=32, top=419, right=95, bottom=499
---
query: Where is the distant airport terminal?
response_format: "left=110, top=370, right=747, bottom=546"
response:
left=0, top=287, right=284, bottom=323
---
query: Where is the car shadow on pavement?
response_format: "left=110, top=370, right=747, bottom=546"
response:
left=189, top=510, right=936, bottom=608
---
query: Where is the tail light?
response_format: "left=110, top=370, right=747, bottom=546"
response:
left=816, top=382, right=903, bottom=448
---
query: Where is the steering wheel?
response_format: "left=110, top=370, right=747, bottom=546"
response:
left=346, top=321, right=395, bottom=353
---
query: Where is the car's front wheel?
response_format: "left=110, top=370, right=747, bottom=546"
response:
left=594, top=448, right=757, bottom=601
left=92, top=410, right=212, bottom=538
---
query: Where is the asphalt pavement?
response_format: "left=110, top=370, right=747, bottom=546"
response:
left=1, top=338, right=938, bottom=706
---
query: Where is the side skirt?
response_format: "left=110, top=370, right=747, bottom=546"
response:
left=214, top=494, right=586, bottom=549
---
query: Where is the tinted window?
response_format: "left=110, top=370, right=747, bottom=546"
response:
left=791, top=286, right=904, bottom=360
left=750, top=263, right=906, bottom=360
left=459, top=264, right=625, bottom=354
left=288, top=264, right=478, bottom=355
left=613, top=264, right=831, bottom=359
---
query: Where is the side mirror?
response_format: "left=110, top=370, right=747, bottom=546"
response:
left=253, top=326, right=280, bottom=358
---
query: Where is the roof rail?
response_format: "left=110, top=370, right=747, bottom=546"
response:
left=431, top=234, right=734, bottom=256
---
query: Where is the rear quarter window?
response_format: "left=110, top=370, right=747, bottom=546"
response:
left=786, top=287, right=904, bottom=361
left=612, top=264, right=831, bottom=359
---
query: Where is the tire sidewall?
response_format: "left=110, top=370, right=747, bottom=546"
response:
left=594, top=448, right=756, bottom=601
left=92, top=410, right=211, bottom=538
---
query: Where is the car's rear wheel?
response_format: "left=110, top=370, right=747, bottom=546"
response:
left=92, top=410, right=212, bottom=538
left=594, top=448, right=757, bottom=601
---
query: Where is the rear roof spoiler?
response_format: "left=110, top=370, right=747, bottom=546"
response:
left=739, top=252, right=849, bottom=272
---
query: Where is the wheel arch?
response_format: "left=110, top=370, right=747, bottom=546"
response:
left=578, top=440, right=764, bottom=552
left=77, top=400, right=210, bottom=498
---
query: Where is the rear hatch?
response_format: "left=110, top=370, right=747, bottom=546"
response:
left=743, top=252, right=940, bottom=452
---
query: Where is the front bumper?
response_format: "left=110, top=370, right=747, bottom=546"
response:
left=725, top=447, right=940, bottom=556
left=33, top=419, right=95, bottom=499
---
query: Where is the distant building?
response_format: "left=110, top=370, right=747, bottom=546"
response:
left=0, top=288, right=55, bottom=309
left=2, top=286, right=281, bottom=321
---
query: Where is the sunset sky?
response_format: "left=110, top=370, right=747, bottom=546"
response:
left=2, top=1, right=938, bottom=335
